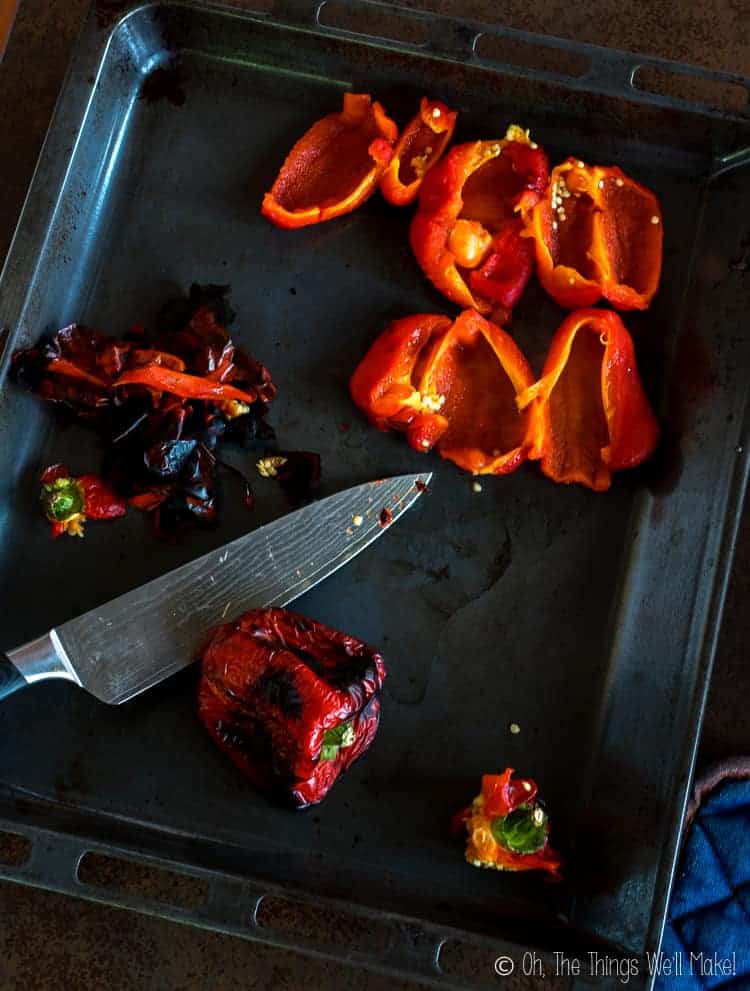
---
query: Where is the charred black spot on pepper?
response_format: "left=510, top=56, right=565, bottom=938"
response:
left=256, top=669, right=304, bottom=719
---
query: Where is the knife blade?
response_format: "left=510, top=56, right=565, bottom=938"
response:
left=0, top=472, right=430, bottom=705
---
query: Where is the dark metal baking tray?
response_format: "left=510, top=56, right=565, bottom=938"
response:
left=0, top=1, right=748, bottom=987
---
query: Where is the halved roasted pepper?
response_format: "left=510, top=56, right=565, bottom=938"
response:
left=350, top=309, right=534, bottom=475
left=410, top=125, right=549, bottom=320
left=379, top=98, right=457, bottom=206
left=526, top=159, right=663, bottom=310
left=517, top=309, right=659, bottom=491
left=261, top=93, right=398, bottom=229
left=453, top=768, right=562, bottom=880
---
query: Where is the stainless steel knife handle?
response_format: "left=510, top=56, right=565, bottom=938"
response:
left=1, top=633, right=79, bottom=700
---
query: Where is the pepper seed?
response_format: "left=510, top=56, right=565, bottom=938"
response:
left=509, top=722, right=521, bottom=735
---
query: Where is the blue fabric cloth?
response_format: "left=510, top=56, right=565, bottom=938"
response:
left=656, top=777, right=750, bottom=991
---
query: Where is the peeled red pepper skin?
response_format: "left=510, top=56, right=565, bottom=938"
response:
left=113, top=364, right=258, bottom=403
left=526, top=159, right=663, bottom=310
left=261, top=93, right=398, bottom=230
left=379, top=97, right=457, bottom=207
left=350, top=309, right=535, bottom=475
left=410, top=126, right=549, bottom=319
left=198, top=608, right=386, bottom=809
left=517, top=309, right=659, bottom=492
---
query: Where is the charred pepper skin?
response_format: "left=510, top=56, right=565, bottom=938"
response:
left=12, top=285, right=276, bottom=539
left=526, top=159, right=663, bottom=311
left=350, top=309, right=535, bottom=475
left=379, top=97, right=457, bottom=207
left=517, top=308, right=659, bottom=492
left=410, top=125, right=549, bottom=320
left=261, top=93, right=398, bottom=229
left=198, top=608, right=386, bottom=809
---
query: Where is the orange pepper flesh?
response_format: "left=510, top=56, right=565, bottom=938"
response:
left=350, top=310, right=534, bottom=475
left=518, top=309, right=659, bottom=492
left=261, top=93, right=398, bottom=229
left=379, top=97, right=457, bottom=207
left=527, top=159, right=663, bottom=310
left=410, top=127, right=549, bottom=318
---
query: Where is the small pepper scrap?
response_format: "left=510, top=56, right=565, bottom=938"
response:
left=198, top=608, right=386, bottom=808
left=526, top=159, right=663, bottom=310
left=517, top=309, right=659, bottom=492
left=410, top=125, right=549, bottom=320
left=261, top=93, right=398, bottom=229
left=379, top=98, right=458, bottom=207
left=350, top=309, right=534, bottom=475
left=40, top=464, right=126, bottom=538
left=453, top=768, right=562, bottom=879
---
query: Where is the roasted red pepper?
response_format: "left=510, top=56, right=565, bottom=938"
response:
left=40, top=463, right=126, bottom=538
left=198, top=608, right=386, bottom=808
left=379, top=98, right=457, bottom=207
left=261, top=93, right=398, bottom=229
left=410, top=125, right=549, bottom=320
left=525, top=159, right=663, bottom=310
left=454, top=768, right=562, bottom=880
left=350, top=309, right=534, bottom=475
left=517, top=309, right=659, bottom=491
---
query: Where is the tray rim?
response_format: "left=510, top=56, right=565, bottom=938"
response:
left=0, top=2, right=749, bottom=988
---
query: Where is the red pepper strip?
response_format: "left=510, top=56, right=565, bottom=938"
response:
left=526, top=159, right=663, bottom=310
left=350, top=309, right=535, bottom=475
left=113, top=364, right=257, bottom=404
left=410, top=125, right=549, bottom=318
left=482, top=767, right=538, bottom=818
left=379, top=97, right=457, bottom=207
left=517, top=309, right=659, bottom=492
left=261, top=93, right=398, bottom=229
left=46, top=358, right=110, bottom=389
left=198, top=608, right=386, bottom=808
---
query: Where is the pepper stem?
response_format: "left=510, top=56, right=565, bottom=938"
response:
left=490, top=803, right=548, bottom=854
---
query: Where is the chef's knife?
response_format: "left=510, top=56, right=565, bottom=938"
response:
left=0, top=473, right=430, bottom=704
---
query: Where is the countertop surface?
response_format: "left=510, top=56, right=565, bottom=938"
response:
left=0, top=1, right=748, bottom=988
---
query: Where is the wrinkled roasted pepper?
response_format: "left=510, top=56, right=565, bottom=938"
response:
left=517, top=309, right=659, bottom=491
left=40, top=463, right=127, bottom=538
left=526, top=159, right=663, bottom=310
left=379, top=98, right=457, bottom=206
left=453, top=768, right=562, bottom=880
left=261, top=93, right=398, bottom=229
left=350, top=309, right=534, bottom=475
left=198, top=608, right=386, bottom=808
left=410, top=125, right=549, bottom=320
